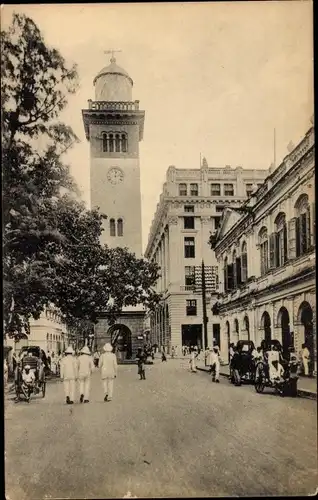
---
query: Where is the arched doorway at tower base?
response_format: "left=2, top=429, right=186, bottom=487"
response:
left=107, top=324, right=133, bottom=360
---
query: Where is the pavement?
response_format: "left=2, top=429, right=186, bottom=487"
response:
left=5, top=358, right=317, bottom=499
left=194, top=358, right=317, bottom=400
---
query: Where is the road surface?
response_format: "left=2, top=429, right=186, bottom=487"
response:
left=5, top=358, right=317, bottom=499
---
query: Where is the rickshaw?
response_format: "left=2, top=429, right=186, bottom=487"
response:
left=229, top=340, right=256, bottom=385
left=254, top=340, right=299, bottom=396
left=15, top=346, right=47, bottom=402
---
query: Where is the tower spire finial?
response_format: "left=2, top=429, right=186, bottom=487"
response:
left=104, top=48, right=122, bottom=64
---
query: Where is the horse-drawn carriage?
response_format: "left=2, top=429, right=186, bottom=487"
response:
left=15, top=346, right=47, bottom=402
left=254, top=340, right=299, bottom=397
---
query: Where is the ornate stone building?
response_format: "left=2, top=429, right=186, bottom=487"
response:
left=145, top=160, right=268, bottom=351
left=213, top=126, right=316, bottom=373
left=82, top=55, right=146, bottom=359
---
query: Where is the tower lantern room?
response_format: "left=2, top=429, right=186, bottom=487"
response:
left=93, top=55, right=133, bottom=102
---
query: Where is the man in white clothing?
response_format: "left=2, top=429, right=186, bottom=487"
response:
left=209, top=346, right=221, bottom=383
left=78, top=346, right=94, bottom=403
left=99, top=343, right=118, bottom=402
left=60, top=346, right=77, bottom=404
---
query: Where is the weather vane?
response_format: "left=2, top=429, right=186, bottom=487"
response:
left=104, top=49, right=122, bottom=63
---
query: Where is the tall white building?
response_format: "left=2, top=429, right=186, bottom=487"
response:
left=145, top=159, right=268, bottom=351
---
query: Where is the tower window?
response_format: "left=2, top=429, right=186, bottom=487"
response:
left=110, top=219, right=116, bottom=236
left=102, top=133, right=108, bottom=152
left=115, top=134, right=121, bottom=152
left=109, top=134, right=114, bottom=152
left=190, top=183, right=198, bottom=196
left=117, top=218, right=123, bottom=237
left=122, top=134, right=127, bottom=152
left=179, top=183, right=187, bottom=196
left=184, top=216, right=195, bottom=229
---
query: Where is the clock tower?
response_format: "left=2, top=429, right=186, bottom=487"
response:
left=82, top=54, right=144, bottom=257
left=82, top=54, right=146, bottom=360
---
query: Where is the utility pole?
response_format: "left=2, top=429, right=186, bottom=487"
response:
left=201, top=260, right=208, bottom=352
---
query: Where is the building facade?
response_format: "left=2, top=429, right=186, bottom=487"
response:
left=145, top=159, right=268, bottom=351
left=82, top=55, right=146, bottom=359
left=212, top=126, right=316, bottom=373
left=5, top=305, right=68, bottom=355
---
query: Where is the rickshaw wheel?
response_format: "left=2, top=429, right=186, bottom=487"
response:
left=255, top=373, right=265, bottom=393
left=42, top=382, right=46, bottom=398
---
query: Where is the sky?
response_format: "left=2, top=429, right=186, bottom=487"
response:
left=2, top=2, right=314, bottom=251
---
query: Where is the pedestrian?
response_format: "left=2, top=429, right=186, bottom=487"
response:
left=99, top=343, right=117, bottom=402
left=230, top=346, right=241, bottom=386
left=77, top=346, right=94, bottom=403
left=210, top=346, right=221, bottom=383
left=51, top=352, right=57, bottom=376
left=93, top=350, right=100, bottom=368
left=301, top=343, right=310, bottom=376
left=161, top=348, right=167, bottom=362
left=171, top=346, right=175, bottom=359
left=47, top=351, right=51, bottom=370
left=60, top=346, right=78, bottom=405
left=136, top=348, right=146, bottom=380
left=4, top=358, right=8, bottom=387
left=189, top=349, right=197, bottom=373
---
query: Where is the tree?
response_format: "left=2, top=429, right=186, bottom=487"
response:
left=2, top=13, right=161, bottom=340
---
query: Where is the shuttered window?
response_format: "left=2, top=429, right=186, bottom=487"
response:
left=227, top=264, right=233, bottom=290
left=241, top=252, right=248, bottom=282
left=224, top=259, right=228, bottom=292
left=236, top=257, right=242, bottom=285
left=269, top=233, right=277, bottom=269
left=288, top=218, right=297, bottom=260
left=260, top=240, right=269, bottom=276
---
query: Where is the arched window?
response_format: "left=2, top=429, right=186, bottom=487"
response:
left=259, top=227, right=269, bottom=276
left=110, top=218, right=116, bottom=237
left=179, top=183, right=187, bottom=196
left=241, top=241, right=248, bottom=282
left=109, top=134, right=114, bottom=152
left=121, top=134, right=127, bottom=152
left=117, top=218, right=123, bottom=237
left=115, top=134, right=121, bottom=152
left=294, top=194, right=311, bottom=256
left=274, top=213, right=287, bottom=267
left=102, top=133, right=108, bottom=152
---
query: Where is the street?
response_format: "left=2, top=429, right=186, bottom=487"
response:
left=5, top=358, right=317, bottom=499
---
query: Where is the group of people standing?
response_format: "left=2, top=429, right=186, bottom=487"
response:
left=59, top=343, right=117, bottom=404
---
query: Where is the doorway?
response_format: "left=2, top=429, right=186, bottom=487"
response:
left=181, top=324, right=202, bottom=349
left=298, top=301, right=314, bottom=374
left=261, top=311, right=271, bottom=343
left=278, top=307, right=292, bottom=359
left=107, top=324, right=132, bottom=360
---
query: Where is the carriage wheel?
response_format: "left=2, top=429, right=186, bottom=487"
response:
left=255, top=372, right=265, bottom=393
left=42, top=382, right=46, bottom=398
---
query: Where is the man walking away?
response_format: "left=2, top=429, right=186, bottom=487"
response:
left=136, top=348, right=146, bottom=380
left=161, top=348, right=167, bottom=362
left=189, top=349, right=198, bottom=373
left=60, top=346, right=77, bottom=404
left=78, top=346, right=94, bottom=403
left=230, top=346, right=241, bottom=386
left=99, top=343, right=117, bottom=402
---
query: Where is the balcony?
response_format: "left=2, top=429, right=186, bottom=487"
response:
left=88, top=100, right=140, bottom=111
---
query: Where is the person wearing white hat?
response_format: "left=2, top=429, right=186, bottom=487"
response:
left=60, top=346, right=78, bottom=404
left=99, top=343, right=117, bottom=402
left=77, top=346, right=94, bottom=403
left=210, top=346, right=221, bottom=383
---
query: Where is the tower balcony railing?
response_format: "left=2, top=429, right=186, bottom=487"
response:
left=88, top=100, right=140, bottom=111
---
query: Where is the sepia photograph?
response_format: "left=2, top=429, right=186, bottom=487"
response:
left=2, top=1, right=316, bottom=498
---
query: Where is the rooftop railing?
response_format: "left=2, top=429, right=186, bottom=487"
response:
left=88, top=100, right=140, bottom=111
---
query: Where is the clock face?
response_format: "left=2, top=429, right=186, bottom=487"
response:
left=107, top=167, right=124, bottom=185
